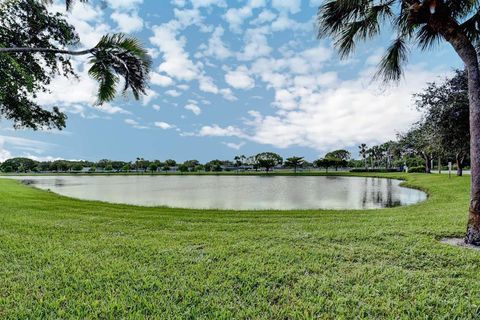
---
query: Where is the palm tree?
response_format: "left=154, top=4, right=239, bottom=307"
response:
left=285, top=156, right=305, bottom=173
left=234, top=155, right=246, bottom=173
left=318, top=1, right=480, bottom=244
left=1, top=33, right=151, bottom=105
left=1, top=0, right=151, bottom=114
left=359, top=144, right=368, bottom=170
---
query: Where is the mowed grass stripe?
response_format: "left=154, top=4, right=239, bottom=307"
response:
left=0, top=173, right=478, bottom=319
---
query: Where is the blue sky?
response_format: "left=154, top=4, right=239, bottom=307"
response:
left=1, top=0, right=462, bottom=162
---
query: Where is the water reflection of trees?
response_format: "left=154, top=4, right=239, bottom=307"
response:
left=361, top=178, right=401, bottom=208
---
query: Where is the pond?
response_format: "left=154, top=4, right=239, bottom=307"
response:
left=9, top=175, right=427, bottom=210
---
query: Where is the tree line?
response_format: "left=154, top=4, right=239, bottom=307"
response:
left=355, top=70, right=469, bottom=176
left=0, top=151, right=354, bottom=174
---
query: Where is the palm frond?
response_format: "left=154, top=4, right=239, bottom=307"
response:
left=416, top=25, right=441, bottom=50
left=376, top=37, right=409, bottom=82
left=88, top=33, right=152, bottom=104
left=318, top=0, right=395, bottom=58
left=447, top=0, right=480, bottom=19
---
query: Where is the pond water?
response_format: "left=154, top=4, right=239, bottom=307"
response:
left=9, top=175, right=427, bottom=210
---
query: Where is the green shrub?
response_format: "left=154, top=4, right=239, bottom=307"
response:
left=350, top=168, right=400, bottom=173
left=408, top=166, right=426, bottom=173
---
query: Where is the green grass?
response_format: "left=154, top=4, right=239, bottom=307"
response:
left=0, top=173, right=479, bottom=319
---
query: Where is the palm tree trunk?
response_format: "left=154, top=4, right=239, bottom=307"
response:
left=456, top=153, right=464, bottom=177
left=444, top=31, right=480, bottom=244
left=423, top=153, right=431, bottom=174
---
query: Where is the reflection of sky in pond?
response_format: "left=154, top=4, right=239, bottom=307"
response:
left=9, top=175, right=427, bottom=210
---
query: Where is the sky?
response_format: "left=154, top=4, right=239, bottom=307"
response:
left=1, top=0, right=463, bottom=162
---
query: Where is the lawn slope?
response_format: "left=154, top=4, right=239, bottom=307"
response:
left=0, top=173, right=479, bottom=319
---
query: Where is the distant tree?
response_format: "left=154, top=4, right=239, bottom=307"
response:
left=205, top=160, right=223, bottom=172
left=324, top=150, right=350, bottom=171
left=325, top=149, right=351, bottom=162
left=358, top=144, right=368, bottom=170
left=398, top=124, right=436, bottom=174
left=184, top=160, right=200, bottom=171
left=105, top=164, right=113, bottom=172
left=314, top=158, right=335, bottom=173
left=135, top=158, right=147, bottom=173
left=148, top=163, right=158, bottom=173
left=1, top=158, right=37, bottom=172
left=162, top=165, right=170, bottom=173
left=121, top=164, right=130, bottom=172
left=111, top=161, right=127, bottom=172
left=164, top=159, right=177, bottom=167
left=178, top=164, right=189, bottom=173
left=416, top=70, right=469, bottom=176
left=234, top=155, right=246, bottom=173
left=285, top=156, right=305, bottom=173
left=37, top=161, right=51, bottom=172
left=72, top=163, right=83, bottom=172
left=255, top=152, right=283, bottom=172
left=97, top=159, right=111, bottom=170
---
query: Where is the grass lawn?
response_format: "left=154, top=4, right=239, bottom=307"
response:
left=0, top=173, right=479, bottom=319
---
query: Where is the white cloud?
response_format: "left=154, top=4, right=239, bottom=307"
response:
left=271, top=0, right=301, bottom=14
left=177, top=84, right=190, bottom=90
left=105, top=0, right=143, bottom=10
left=190, top=0, right=226, bottom=8
left=220, top=88, right=238, bottom=101
left=271, top=14, right=312, bottom=32
left=251, top=10, right=277, bottom=25
left=0, top=136, right=55, bottom=159
left=97, top=103, right=131, bottom=115
left=223, top=0, right=266, bottom=33
left=225, top=66, right=255, bottom=90
left=198, top=75, right=219, bottom=94
left=150, top=72, right=174, bottom=87
left=111, top=11, right=143, bottom=33
left=154, top=121, right=174, bottom=129
left=198, top=125, right=245, bottom=137
left=222, top=141, right=246, bottom=150
left=152, top=104, right=161, bottom=111
left=142, top=89, right=159, bottom=106
left=166, top=90, right=182, bottom=97
left=150, top=23, right=200, bottom=81
left=48, top=3, right=111, bottom=48
left=198, top=26, right=232, bottom=60
left=125, top=118, right=149, bottom=129
left=238, top=67, right=448, bottom=150
left=237, top=26, right=272, bottom=61
left=185, top=103, right=202, bottom=115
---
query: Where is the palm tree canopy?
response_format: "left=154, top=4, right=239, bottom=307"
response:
left=317, top=0, right=480, bottom=81
left=89, top=34, right=152, bottom=104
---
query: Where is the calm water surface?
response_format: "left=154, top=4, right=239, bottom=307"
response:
left=11, top=175, right=426, bottom=210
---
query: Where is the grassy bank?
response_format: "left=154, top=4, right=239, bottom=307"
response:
left=0, top=173, right=478, bottom=318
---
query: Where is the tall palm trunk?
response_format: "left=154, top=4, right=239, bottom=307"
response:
left=422, top=152, right=431, bottom=174
left=465, top=64, right=480, bottom=244
left=444, top=29, right=480, bottom=244
left=456, top=153, right=464, bottom=177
